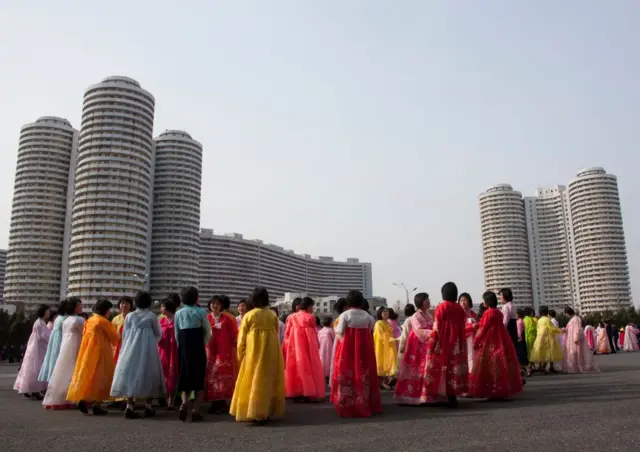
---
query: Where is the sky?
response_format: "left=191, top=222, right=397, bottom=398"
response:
left=1, top=1, right=639, bottom=306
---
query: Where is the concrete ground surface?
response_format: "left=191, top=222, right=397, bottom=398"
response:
left=1, top=353, right=639, bottom=452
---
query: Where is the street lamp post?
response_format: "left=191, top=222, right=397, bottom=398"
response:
left=393, top=282, right=418, bottom=308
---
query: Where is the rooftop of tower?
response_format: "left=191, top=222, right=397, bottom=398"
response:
left=576, top=167, right=606, bottom=177
left=101, top=76, right=141, bottom=87
left=34, top=116, right=73, bottom=127
left=157, top=130, right=193, bottom=139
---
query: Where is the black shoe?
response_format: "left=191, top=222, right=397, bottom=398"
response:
left=144, top=407, right=156, bottom=418
left=92, top=405, right=108, bottom=416
left=78, top=401, right=89, bottom=414
left=447, top=396, right=458, bottom=408
left=179, top=407, right=188, bottom=422
left=124, top=408, right=140, bottom=419
left=191, top=412, right=203, bottom=423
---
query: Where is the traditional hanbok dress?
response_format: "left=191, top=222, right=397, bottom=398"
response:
left=204, top=311, right=239, bottom=402
left=328, top=318, right=340, bottom=386
left=463, top=309, right=478, bottom=372
left=562, top=316, right=599, bottom=373
left=523, top=316, right=538, bottom=361
left=331, top=308, right=381, bottom=418
left=529, top=317, right=564, bottom=364
left=158, top=316, right=179, bottom=396
left=43, top=315, right=85, bottom=409
left=469, top=308, right=523, bottom=399
left=14, top=318, right=51, bottom=394
left=373, top=320, right=398, bottom=377
left=596, top=327, right=611, bottom=354
left=389, top=319, right=401, bottom=350
left=551, top=317, right=563, bottom=371
left=175, top=305, right=211, bottom=394
left=422, top=301, right=469, bottom=398
left=38, top=314, right=68, bottom=383
left=317, top=326, right=335, bottom=378
left=110, top=309, right=165, bottom=398
left=623, top=325, right=640, bottom=352
left=111, top=313, right=126, bottom=363
left=230, top=307, right=285, bottom=422
left=283, top=311, right=325, bottom=399
left=67, top=314, right=119, bottom=402
left=394, top=309, right=434, bottom=404
left=515, top=318, right=528, bottom=366
left=618, top=329, right=625, bottom=349
left=584, top=325, right=596, bottom=351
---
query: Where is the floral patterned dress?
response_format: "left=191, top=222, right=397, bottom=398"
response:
left=394, top=310, right=434, bottom=404
left=205, top=312, right=239, bottom=401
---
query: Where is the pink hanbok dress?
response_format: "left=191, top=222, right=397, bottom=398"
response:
left=585, top=326, right=595, bottom=351
left=14, top=318, right=51, bottom=394
left=623, top=325, right=640, bottom=352
left=317, top=326, right=335, bottom=377
left=283, top=311, right=325, bottom=399
left=561, top=316, right=599, bottom=374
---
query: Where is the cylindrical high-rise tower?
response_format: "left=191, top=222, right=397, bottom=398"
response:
left=149, top=130, right=203, bottom=300
left=479, top=184, right=533, bottom=306
left=3, top=117, right=78, bottom=310
left=66, top=77, right=155, bottom=306
left=568, top=168, right=631, bottom=312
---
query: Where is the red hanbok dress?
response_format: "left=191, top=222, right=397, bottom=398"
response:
left=463, top=309, right=478, bottom=373
left=205, top=312, right=239, bottom=401
left=468, top=307, right=523, bottom=399
left=283, top=311, right=325, bottom=399
left=394, top=310, right=434, bottom=404
left=331, top=308, right=382, bottom=417
left=158, top=316, right=179, bottom=395
left=423, top=301, right=469, bottom=397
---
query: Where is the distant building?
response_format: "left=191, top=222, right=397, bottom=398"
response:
left=0, top=249, right=6, bottom=304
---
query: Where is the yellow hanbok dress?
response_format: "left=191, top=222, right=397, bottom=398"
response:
left=373, top=320, right=398, bottom=377
left=67, top=314, right=120, bottom=402
left=529, top=316, right=563, bottom=363
left=230, top=307, right=285, bottom=422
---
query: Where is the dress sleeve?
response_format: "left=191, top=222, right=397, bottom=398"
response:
left=202, top=311, right=212, bottom=344
left=335, top=313, right=347, bottom=338
left=105, top=320, right=120, bottom=346
left=237, top=314, right=249, bottom=363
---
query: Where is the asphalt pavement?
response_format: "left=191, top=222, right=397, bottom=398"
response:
left=1, top=353, right=639, bottom=452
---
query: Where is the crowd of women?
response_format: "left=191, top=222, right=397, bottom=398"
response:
left=12, top=282, right=635, bottom=424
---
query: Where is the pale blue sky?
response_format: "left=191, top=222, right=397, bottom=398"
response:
left=1, top=1, right=638, bottom=306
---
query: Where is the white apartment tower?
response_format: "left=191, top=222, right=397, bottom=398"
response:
left=66, top=77, right=156, bottom=306
left=149, top=131, right=203, bottom=300
left=478, top=185, right=534, bottom=306
left=3, top=117, right=78, bottom=309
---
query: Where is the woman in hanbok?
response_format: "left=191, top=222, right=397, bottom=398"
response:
left=584, top=324, right=596, bottom=352
left=271, top=307, right=285, bottom=343
left=373, top=307, right=398, bottom=389
left=235, top=300, right=248, bottom=328
left=158, top=298, right=179, bottom=409
left=549, top=309, right=563, bottom=372
left=394, top=292, right=434, bottom=405
left=529, top=306, right=564, bottom=372
left=38, top=299, right=69, bottom=384
left=111, top=291, right=165, bottom=419
left=111, top=296, right=133, bottom=364
left=331, top=290, right=381, bottom=418
left=67, top=299, right=119, bottom=415
left=329, top=298, right=347, bottom=387
left=561, top=307, right=599, bottom=374
left=623, top=323, right=640, bottom=352
left=14, top=304, right=51, bottom=399
left=458, top=293, right=477, bottom=373
left=283, top=297, right=325, bottom=401
left=516, top=309, right=530, bottom=376
left=596, top=322, right=612, bottom=354
left=523, top=307, right=538, bottom=362
left=388, top=308, right=402, bottom=349
left=618, top=328, right=625, bottom=350
left=469, top=291, right=523, bottom=399
left=230, top=287, right=285, bottom=424
left=205, top=295, right=239, bottom=414
left=43, top=298, right=85, bottom=410
left=174, top=286, right=211, bottom=422
left=317, top=316, right=335, bottom=381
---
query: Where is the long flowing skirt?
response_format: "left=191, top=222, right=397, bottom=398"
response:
left=331, top=328, right=382, bottom=417
left=14, top=339, right=48, bottom=394
left=394, top=331, right=435, bottom=405
left=111, top=330, right=166, bottom=398
left=469, top=342, right=523, bottom=398
left=38, top=325, right=64, bottom=383
left=585, top=330, right=595, bottom=351
left=204, top=344, right=237, bottom=401
left=177, top=327, right=207, bottom=393
left=43, top=333, right=82, bottom=410
left=562, top=338, right=599, bottom=374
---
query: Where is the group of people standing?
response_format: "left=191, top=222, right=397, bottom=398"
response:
left=583, top=321, right=640, bottom=355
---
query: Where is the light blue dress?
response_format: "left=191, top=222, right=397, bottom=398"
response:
left=38, top=315, right=67, bottom=382
left=110, top=309, right=165, bottom=398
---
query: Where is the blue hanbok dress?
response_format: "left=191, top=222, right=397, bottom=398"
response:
left=38, top=315, right=67, bottom=382
left=110, top=309, right=166, bottom=398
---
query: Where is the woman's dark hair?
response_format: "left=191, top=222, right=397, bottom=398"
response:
left=539, top=305, right=550, bottom=317
left=334, top=298, right=347, bottom=315
left=516, top=308, right=525, bottom=319
left=58, top=299, right=68, bottom=316
left=599, top=321, right=605, bottom=328
left=564, top=306, right=575, bottom=317
left=414, top=292, right=429, bottom=310
left=119, top=296, right=134, bottom=310
left=322, top=316, right=333, bottom=327
left=79, top=312, right=89, bottom=320
left=167, top=293, right=181, bottom=306
left=291, top=297, right=303, bottom=312
left=220, top=295, right=231, bottom=310
left=458, top=292, right=473, bottom=308
left=549, top=309, right=557, bottom=318
left=162, top=299, right=178, bottom=314
left=94, top=299, right=113, bottom=317
left=208, top=295, right=222, bottom=311
left=388, top=308, right=398, bottom=321
left=181, top=286, right=199, bottom=306
left=135, top=291, right=152, bottom=309
left=362, top=298, right=370, bottom=312
left=36, top=304, right=49, bottom=319
left=499, top=288, right=514, bottom=302
left=250, top=286, right=269, bottom=308
left=66, top=297, right=82, bottom=316
left=404, top=303, right=416, bottom=317
left=524, top=306, right=534, bottom=317
left=441, top=282, right=458, bottom=302
left=301, top=297, right=315, bottom=310
left=482, top=291, right=498, bottom=309
left=346, top=290, right=364, bottom=308
left=376, top=306, right=388, bottom=321
left=478, top=304, right=487, bottom=320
